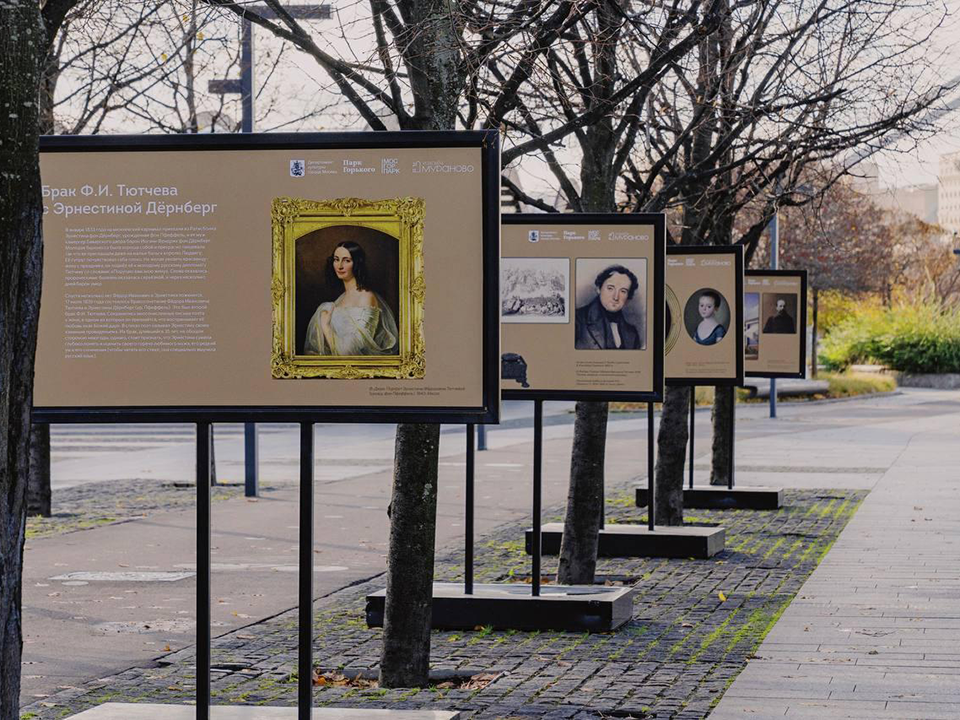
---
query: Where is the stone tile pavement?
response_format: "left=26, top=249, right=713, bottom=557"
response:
left=710, top=394, right=960, bottom=719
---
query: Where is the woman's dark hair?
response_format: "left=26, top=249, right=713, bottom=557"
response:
left=325, top=241, right=368, bottom=290
left=594, top=264, right=639, bottom=300
left=699, top=289, right=722, bottom=307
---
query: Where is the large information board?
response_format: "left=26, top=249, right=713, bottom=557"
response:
left=665, top=245, right=744, bottom=386
left=499, top=214, right=665, bottom=401
left=35, top=132, right=501, bottom=423
left=744, top=270, right=808, bottom=378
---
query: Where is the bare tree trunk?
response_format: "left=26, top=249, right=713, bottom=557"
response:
left=379, top=423, right=439, bottom=688
left=28, top=425, right=51, bottom=517
left=811, top=288, right=819, bottom=378
left=27, top=33, right=62, bottom=522
left=0, top=2, right=45, bottom=712
left=556, top=0, right=621, bottom=582
left=710, top=386, right=734, bottom=485
left=655, top=386, right=690, bottom=525
left=379, top=0, right=463, bottom=688
left=557, top=402, right=607, bottom=584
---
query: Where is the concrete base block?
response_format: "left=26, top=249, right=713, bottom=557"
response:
left=366, top=581, right=634, bottom=632
left=527, top=522, right=725, bottom=559
left=69, top=703, right=460, bottom=719
left=636, top=485, right=783, bottom=510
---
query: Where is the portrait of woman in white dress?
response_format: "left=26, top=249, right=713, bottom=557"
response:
left=303, top=240, right=399, bottom=356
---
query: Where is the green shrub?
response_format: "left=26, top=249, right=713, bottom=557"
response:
left=820, top=302, right=960, bottom=373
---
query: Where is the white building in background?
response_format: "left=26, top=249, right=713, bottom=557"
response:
left=938, top=151, right=960, bottom=235
left=852, top=161, right=939, bottom=224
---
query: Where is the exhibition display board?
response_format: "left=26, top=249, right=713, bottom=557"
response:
left=664, top=245, right=744, bottom=386
left=744, top=269, right=808, bottom=378
left=35, top=132, right=501, bottom=423
left=499, top=214, right=666, bottom=401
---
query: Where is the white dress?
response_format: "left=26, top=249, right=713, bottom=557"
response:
left=303, top=293, right=399, bottom=356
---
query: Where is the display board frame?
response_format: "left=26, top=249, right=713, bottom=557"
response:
left=500, top=213, right=666, bottom=403
left=665, top=244, right=744, bottom=387
left=744, top=268, right=808, bottom=379
left=34, top=131, right=501, bottom=425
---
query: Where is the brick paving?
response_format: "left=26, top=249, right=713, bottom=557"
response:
left=22, top=488, right=864, bottom=720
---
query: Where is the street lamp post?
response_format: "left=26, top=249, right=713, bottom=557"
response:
left=209, top=4, right=331, bottom=132
left=768, top=210, right=779, bottom=419
left=208, top=4, right=332, bottom=497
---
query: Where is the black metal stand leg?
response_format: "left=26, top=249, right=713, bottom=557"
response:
left=689, top=386, right=696, bottom=490
left=244, top=422, right=258, bottom=498
left=728, top=388, right=735, bottom=490
left=532, top=400, right=543, bottom=597
left=465, top=424, right=475, bottom=596
left=299, top=423, right=314, bottom=720
left=648, top=403, right=656, bottom=532
left=599, top=454, right=605, bottom=530
left=196, top=422, right=211, bottom=720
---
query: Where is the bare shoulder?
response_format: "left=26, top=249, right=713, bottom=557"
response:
left=358, top=290, right=377, bottom=307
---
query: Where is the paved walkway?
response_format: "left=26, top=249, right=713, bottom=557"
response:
left=711, top=391, right=960, bottom=718
left=20, top=389, right=960, bottom=718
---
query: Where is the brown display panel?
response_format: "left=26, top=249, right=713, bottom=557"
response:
left=744, top=270, right=808, bottom=379
left=665, top=246, right=744, bottom=386
left=500, top=215, right=665, bottom=401
left=34, top=133, right=500, bottom=423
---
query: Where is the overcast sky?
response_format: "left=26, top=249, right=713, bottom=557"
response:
left=873, top=0, right=960, bottom=188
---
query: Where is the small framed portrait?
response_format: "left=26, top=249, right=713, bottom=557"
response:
left=574, top=258, right=647, bottom=350
left=683, top=288, right=731, bottom=347
left=501, top=257, right=569, bottom=324
left=745, top=292, right=760, bottom=359
left=762, top=293, right=798, bottom=334
left=271, top=197, right=426, bottom=379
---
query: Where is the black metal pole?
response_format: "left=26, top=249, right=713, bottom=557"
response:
left=532, top=400, right=543, bottom=597
left=599, top=466, right=605, bottom=530
left=196, top=422, right=211, bottom=720
left=244, top=422, right=258, bottom=497
left=689, top=386, right=696, bottom=490
left=298, top=423, right=314, bottom=719
left=465, top=424, right=475, bottom=595
left=728, top=388, right=735, bottom=490
left=240, top=20, right=254, bottom=133
left=647, top=403, right=655, bottom=532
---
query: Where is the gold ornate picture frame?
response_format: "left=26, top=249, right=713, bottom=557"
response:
left=271, top=197, right=425, bottom=379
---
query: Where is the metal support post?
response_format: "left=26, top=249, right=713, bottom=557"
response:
left=728, top=387, right=736, bottom=490
left=648, top=403, right=656, bottom=532
left=689, top=387, right=696, bottom=490
left=298, top=423, right=314, bottom=719
left=531, top=400, right=543, bottom=597
left=196, top=423, right=211, bottom=720
left=465, top=424, right=475, bottom=595
left=244, top=422, right=258, bottom=497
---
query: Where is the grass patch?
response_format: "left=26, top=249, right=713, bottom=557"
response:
left=822, top=371, right=896, bottom=397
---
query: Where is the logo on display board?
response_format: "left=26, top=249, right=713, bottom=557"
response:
left=289, top=160, right=305, bottom=178
left=528, top=230, right=540, bottom=243
left=412, top=160, right=475, bottom=174
left=686, top=258, right=695, bottom=266
left=588, top=230, right=600, bottom=240
left=382, top=158, right=399, bottom=174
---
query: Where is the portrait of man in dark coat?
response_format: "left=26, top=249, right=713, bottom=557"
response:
left=575, top=264, right=643, bottom=350
left=762, top=296, right=796, bottom=334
